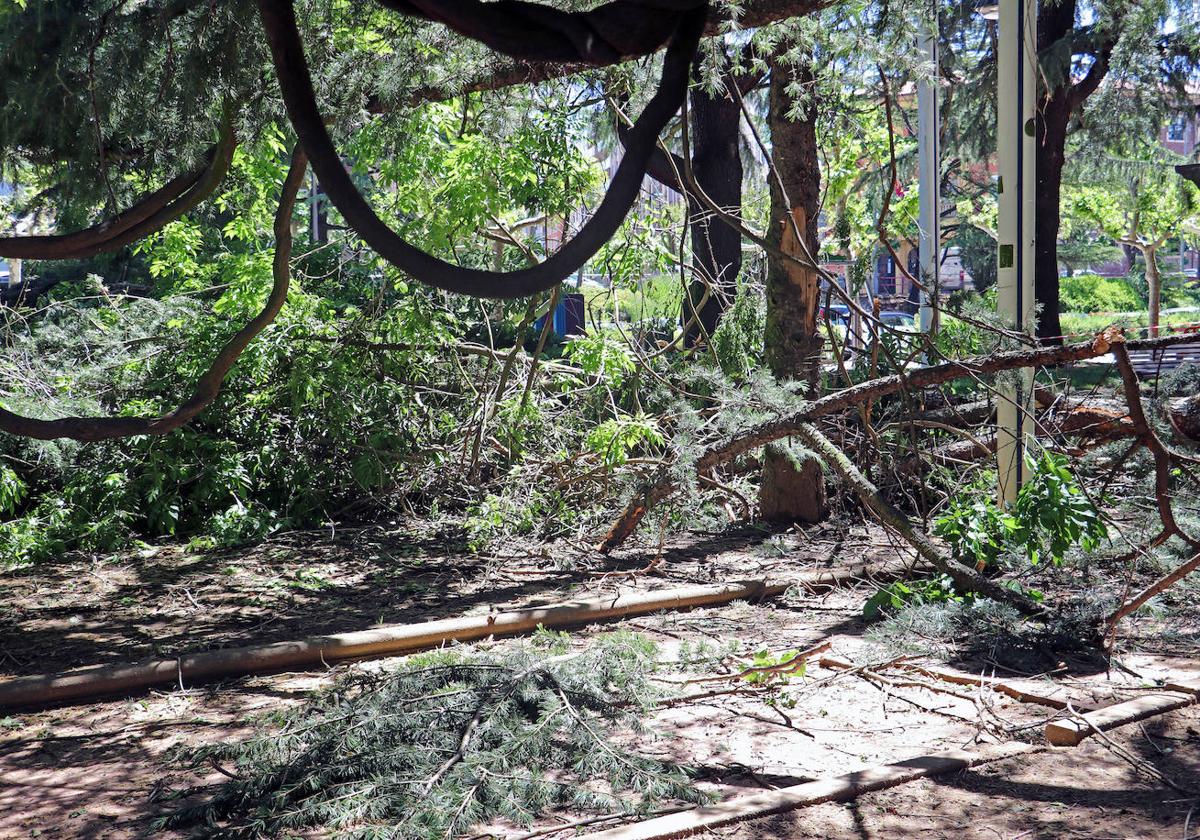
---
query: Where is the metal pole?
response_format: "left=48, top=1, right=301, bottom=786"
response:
left=917, top=11, right=939, bottom=335
left=996, top=0, right=1037, bottom=505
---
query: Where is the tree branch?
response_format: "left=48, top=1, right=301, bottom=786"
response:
left=258, top=0, right=706, bottom=299
left=0, top=145, right=307, bottom=442
left=0, top=118, right=236, bottom=261
left=598, top=329, right=1200, bottom=552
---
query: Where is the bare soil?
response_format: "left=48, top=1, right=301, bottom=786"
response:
left=1, top=522, right=1198, bottom=839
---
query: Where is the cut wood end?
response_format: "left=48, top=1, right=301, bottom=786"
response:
left=1044, top=692, right=1197, bottom=747
left=1093, top=325, right=1126, bottom=354
left=1045, top=719, right=1088, bottom=747
left=1165, top=680, right=1200, bottom=696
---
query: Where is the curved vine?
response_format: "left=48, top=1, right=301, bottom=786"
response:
left=257, top=0, right=707, bottom=299
left=0, top=118, right=237, bottom=261
left=0, top=145, right=305, bottom=442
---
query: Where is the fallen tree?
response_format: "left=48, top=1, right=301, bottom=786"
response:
left=600, top=327, right=1200, bottom=619
left=599, top=329, right=1196, bottom=554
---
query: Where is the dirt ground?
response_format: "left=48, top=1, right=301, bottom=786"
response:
left=1, top=522, right=1199, bottom=839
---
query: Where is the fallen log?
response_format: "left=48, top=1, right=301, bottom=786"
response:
left=1045, top=691, right=1198, bottom=747
left=0, top=572, right=873, bottom=711
left=577, top=742, right=1041, bottom=840
left=1167, top=393, right=1200, bottom=443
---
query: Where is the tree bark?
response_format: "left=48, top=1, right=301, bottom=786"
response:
left=1168, top=394, right=1200, bottom=442
left=759, top=55, right=828, bottom=522
left=1034, top=80, right=1071, bottom=345
left=683, top=75, right=744, bottom=346
left=1145, top=244, right=1161, bottom=337
left=1035, top=0, right=1115, bottom=344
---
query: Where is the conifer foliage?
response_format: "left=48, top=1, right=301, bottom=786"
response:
left=160, top=632, right=702, bottom=839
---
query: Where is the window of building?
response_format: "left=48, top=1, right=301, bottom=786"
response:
left=1168, top=114, right=1189, bottom=143
left=876, top=254, right=896, bottom=296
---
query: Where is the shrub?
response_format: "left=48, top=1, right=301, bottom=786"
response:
left=933, top=452, right=1107, bottom=571
left=1059, top=273, right=1144, bottom=313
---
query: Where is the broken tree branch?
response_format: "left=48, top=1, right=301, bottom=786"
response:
left=0, top=143, right=303, bottom=441
left=599, top=329, right=1197, bottom=553
left=791, top=422, right=1040, bottom=613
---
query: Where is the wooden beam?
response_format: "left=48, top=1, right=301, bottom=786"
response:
left=0, top=562, right=886, bottom=711
left=1044, top=692, right=1198, bottom=747
left=0, top=580, right=795, bottom=710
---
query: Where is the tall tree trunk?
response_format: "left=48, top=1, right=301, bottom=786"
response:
left=1145, top=244, right=1161, bottom=337
left=1035, top=95, right=1070, bottom=344
left=759, top=56, right=828, bottom=523
left=1033, top=0, right=1078, bottom=345
left=683, top=78, right=743, bottom=346
left=617, top=54, right=746, bottom=347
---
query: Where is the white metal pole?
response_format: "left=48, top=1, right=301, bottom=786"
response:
left=996, top=0, right=1037, bottom=505
left=917, top=13, right=939, bottom=335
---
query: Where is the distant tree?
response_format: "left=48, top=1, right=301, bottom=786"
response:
left=1068, top=166, right=1200, bottom=334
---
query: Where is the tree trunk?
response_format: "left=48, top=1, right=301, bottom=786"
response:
left=759, top=55, right=828, bottom=523
left=1146, top=244, right=1161, bottom=337
left=683, top=77, right=744, bottom=346
left=1168, top=394, right=1200, bottom=442
left=1033, top=0, right=1079, bottom=345
left=1034, top=89, right=1071, bottom=345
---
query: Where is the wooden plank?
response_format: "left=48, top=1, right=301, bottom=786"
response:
left=578, top=743, right=1040, bottom=840
left=1044, top=692, right=1197, bottom=747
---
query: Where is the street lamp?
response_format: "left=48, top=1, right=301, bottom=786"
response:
left=917, top=4, right=939, bottom=336
left=994, top=0, right=1038, bottom=506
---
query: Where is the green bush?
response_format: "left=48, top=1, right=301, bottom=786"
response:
left=1059, top=273, right=1144, bottom=313
left=1160, top=275, right=1200, bottom=309
left=933, top=452, right=1107, bottom=570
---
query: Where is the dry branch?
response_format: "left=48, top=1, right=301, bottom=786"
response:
left=820, top=656, right=1099, bottom=712
left=1106, top=551, right=1200, bottom=630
